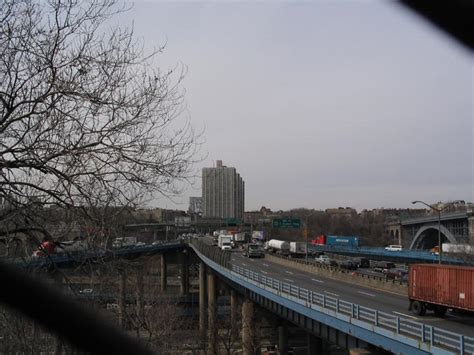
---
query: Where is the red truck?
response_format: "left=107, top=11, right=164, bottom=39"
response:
left=408, top=264, right=474, bottom=316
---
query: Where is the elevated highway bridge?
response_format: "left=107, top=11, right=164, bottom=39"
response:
left=6, top=238, right=474, bottom=354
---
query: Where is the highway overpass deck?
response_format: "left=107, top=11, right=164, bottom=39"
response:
left=192, top=237, right=474, bottom=354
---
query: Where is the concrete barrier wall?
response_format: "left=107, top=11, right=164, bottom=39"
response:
left=264, top=254, right=408, bottom=296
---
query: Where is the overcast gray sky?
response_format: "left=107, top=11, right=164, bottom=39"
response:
left=123, top=1, right=472, bottom=212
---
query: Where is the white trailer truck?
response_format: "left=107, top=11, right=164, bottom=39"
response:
left=289, top=242, right=307, bottom=257
left=266, top=239, right=290, bottom=255
left=218, top=235, right=233, bottom=251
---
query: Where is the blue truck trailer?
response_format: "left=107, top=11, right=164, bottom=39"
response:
left=325, top=235, right=359, bottom=248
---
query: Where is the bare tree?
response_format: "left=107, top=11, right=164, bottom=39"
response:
left=0, top=0, right=200, bottom=242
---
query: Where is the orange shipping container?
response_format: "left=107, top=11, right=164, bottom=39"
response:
left=409, top=264, right=474, bottom=315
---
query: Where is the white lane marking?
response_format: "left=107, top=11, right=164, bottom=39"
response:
left=262, top=263, right=269, bottom=267
left=311, top=278, right=324, bottom=284
left=324, top=291, right=339, bottom=297
left=283, top=278, right=294, bottom=283
left=393, top=311, right=418, bottom=320
left=242, top=263, right=247, bottom=266
left=249, top=258, right=256, bottom=262
left=358, top=291, right=376, bottom=297
left=261, top=270, right=268, bottom=275
left=285, top=271, right=294, bottom=275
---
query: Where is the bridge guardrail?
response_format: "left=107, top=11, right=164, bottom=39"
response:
left=230, top=264, right=473, bottom=355
left=190, top=240, right=473, bottom=355
left=8, top=240, right=185, bottom=269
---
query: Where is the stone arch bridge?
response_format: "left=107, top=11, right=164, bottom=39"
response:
left=385, top=211, right=474, bottom=250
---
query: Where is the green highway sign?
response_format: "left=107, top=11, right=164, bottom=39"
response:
left=272, top=218, right=301, bottom=229
left=226, top=218, right=241, bottom=226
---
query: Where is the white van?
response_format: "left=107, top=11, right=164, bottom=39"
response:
left=385, top=245, right=403, bottom=251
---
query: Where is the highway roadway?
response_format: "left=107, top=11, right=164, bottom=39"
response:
left=226, top=248, right=474, bottom=337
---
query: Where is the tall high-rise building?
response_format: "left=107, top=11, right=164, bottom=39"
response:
left=202, top=160, right=245, bottom=219
left=188, top=197, right=202, bottom=215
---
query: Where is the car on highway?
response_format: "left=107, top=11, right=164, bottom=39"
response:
left=135, top=242, right=147, bottom=247
left=385, top=245, right=403, bottom=251
left=352, top=257, right=370, bottom=268
left=337, top=260, right=358, bottom=270
left=151, top=241, right=162, bottom=246
left=385, top=268, right=408, bottom=281
left=373, top=261, right=396, bottom=273
left=314, top=255, right=332, bottom=265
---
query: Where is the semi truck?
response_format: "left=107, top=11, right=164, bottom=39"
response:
left=265, top=239, right=290, bottom=255
left=310, top=235, right=359, bottom=248
left=289, top=242, right=307, bottom=257
left=408, top=264, right=474, bottom=316
left=218, top=235, right=232, bottom=251
left=442, top=243, right=474, bottom=255
left=232, top=232, right=246, bottom=244
left=242, top=243, right=264, bottom=258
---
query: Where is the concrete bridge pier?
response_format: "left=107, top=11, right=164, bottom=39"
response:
left=278, top=324, right=288, bottom=355
left=469, top=215, right=474, bottom=246
left=242, top=298, right=256, bottom=355
left=199, top=262, right=208, bottom=340
left=160, top=254, right=167, bottom=293
left=230, top=289, right=239, bottom=342
left=136, top=267, right=144, bottom=336
left=207, top=271, right=217, bottom=355
left=180, top=251, right=189, bottom=296
left=118, top=270, right=126, bottom=329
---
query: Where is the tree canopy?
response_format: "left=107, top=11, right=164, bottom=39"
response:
left=0, top=0, right=199, bottom=239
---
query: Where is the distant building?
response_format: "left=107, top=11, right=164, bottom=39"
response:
left=131, top=208, right=186, bottom=223
left=202, top=160, right=245, bottom=219
left=188, top=197, right=203, bottom=215
left=361, top=208, right=427, bottom=219
left=325, top=207, right=357, bottom=218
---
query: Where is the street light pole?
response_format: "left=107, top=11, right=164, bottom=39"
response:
left=437, top=209, right=442, bottom=264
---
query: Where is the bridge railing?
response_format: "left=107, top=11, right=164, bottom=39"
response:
left=229, top=264, right=473, bottom=355
left=10, top=240, right=185, bottom=269
left=190, top=240, right=473, bottom=354
left=191, top=238, right=231, bottom=269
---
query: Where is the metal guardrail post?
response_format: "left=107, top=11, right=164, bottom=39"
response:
left=336, top=298, right=339, bottom=313
left=396, top=317, right=400, bottom=335
left=351, top=303, right=355, bottom=318
left=421, top=323, right=425, bottom=343
left=460, top=335, right=464, bottom=355
left=430, top=326, right=434, bottom=346
left=375, top=310, right=378, bottom=326
left=356, top=304, right=360, bottom=320
left=322, top=295, right=326, bottom=308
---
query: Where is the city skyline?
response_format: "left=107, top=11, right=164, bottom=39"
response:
left=122, top=2, right=472, bottom=211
